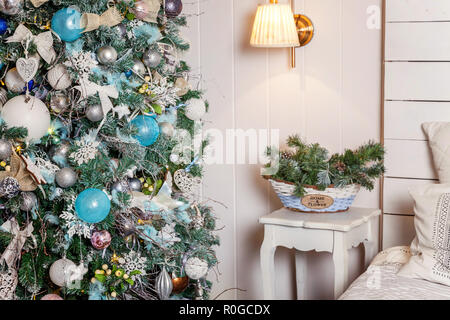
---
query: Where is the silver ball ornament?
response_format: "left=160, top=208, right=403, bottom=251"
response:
left=0, top=139, right=12, bottom=160
left=127, top=178, right=142, bottom=192
left=86, top=104, right=104, bottom=122
left=0, top=0, right=24, bottom=15
left=50, top=92, right=70, bottom=114
left=20, top=192, right=37, bottom=211
left=50, top=141, right=71, bottom=161
left=97, top=46, right=118, bottom=65
left=55, top=168, right=78, bottom=188
left=5, top=68, right=25, bottom=93
left=132, top=58, right=146, bottom=75
left=159, top=122, right=174, bottom=137
left=49, top=258, right=76, bottom=287
left=111, top=180, right=130, bottom=193
left=143, top=49, right=162, bottom=68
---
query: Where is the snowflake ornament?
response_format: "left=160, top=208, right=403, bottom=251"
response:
left=147, top=76, right=180, bottom=109
left=64, top=50, right=98, bottom=79
left=60, top=195, right=95, bottom=239
left=119, top=250, right=147, bottom=280
left=70, top=132, right=101, bottom=165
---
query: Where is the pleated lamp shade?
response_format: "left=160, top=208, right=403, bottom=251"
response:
left=250, top=3, right=300, bottom=48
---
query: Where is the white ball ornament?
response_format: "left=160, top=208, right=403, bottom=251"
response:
left=49, top=258, right=76, bottom=287
left=5, top=68, right=26, bottom=93
left=48, top=64, right=72, bottom=90
left=184, top=257, right=208, bottom=280
left=1, top=95, right=51, bottom=142
left=185, top=98, right=206, bottom=121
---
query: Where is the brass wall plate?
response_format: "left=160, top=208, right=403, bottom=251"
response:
left=294, top=14, right=314, bottom=47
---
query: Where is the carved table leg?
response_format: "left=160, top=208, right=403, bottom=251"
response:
left=332, top=231, right=349, bottom=299
left=260, top=232, right=277, bottom=300
left=295, top=251, right=307, bottom=300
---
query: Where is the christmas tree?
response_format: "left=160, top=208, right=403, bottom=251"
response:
left=0, top=0, right=219, bottom=300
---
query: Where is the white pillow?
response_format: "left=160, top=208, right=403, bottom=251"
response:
left=422, top=122, right=450, bottom=183
left=398, top=183, right=450, bottom=286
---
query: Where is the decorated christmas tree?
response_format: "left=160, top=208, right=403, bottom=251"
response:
left=0, top=0, right=218, bottom=300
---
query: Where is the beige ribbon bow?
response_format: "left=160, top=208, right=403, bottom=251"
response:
left=139, top=0, right=161, bottom=24
left=0, top=151, right=39, bottom=192
left=74, top=77, right=119, bottom=116
left=30, top=0, right=49, bottom=7
left=0, top=219, right=33, bottom=269
left=81, top=7, right=123, bottom=33
left=6, top=24, right=56, bottom=65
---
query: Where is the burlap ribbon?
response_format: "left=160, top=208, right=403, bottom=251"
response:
left=139, top=0, right=161, bottom=24
left=30, top=0, right=48, bottom=7
left=81, top=7, right=123, bottom=33
left=6, top=24, right=56, bottom=64
left=0, top=151, right=38, bottom=192
left=0, top=219, right=33, bottom=269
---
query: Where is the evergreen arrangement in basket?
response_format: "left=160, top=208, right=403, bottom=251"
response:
left=263, top=135, right=385, bottom=213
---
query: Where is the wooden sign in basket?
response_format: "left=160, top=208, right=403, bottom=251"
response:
left=264, top=176, right=360, bottom=213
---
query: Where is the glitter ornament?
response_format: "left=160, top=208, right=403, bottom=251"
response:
left=165, top=0, right=183, bottom=18
left=20, top=191, right=37, bottom=211
left=184, top=257, right=208, bottom=280
left=55, top=167, right=78, bottom=188
left=1, top=95, right=51, bottom=142
left=97, top=45, right=118, bottom=65
left=49, top=258, right=76, bottom=287
left=185, top=98, right=206, bottom=121
left=111, top=180, right=130, bottom=193
left=91, top=230, right=112, bottom=250
left=0, top=0, right=23, bottom=15
left=0, top=88, right=7, bottom=108
left=5, top=68, right=25, bottom=93
left=0, top=176, right=20, bottom=198
left=0, top=139, right=12, bottom=160
left=48, top=64, right=72, bottom=90
left=85, top=104, right=104, bottom=122
left=143, top=49, right=162, bottom=68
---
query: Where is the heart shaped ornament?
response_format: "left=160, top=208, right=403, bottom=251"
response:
left=174, top=169, right=201, bottom=194
left=16, top=57, right=39, bottom=83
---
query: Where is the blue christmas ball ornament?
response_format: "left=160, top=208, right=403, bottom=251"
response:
left=131, top=115, right=160, bottom=147
left=0, top=18, right=8, bottom=35
left=75, top=188, right=111, bottom=224
left=51, top=7, right=84, bottom=42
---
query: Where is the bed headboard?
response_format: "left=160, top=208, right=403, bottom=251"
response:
left=382, top=0, right=450, bottom=248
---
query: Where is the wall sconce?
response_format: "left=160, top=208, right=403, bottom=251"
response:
left=250, top=0, right=314, bottom=68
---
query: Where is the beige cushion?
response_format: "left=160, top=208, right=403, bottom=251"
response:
left=422, top=122, right=450, bottom=182
left=398, top=184, right=450, bottom=286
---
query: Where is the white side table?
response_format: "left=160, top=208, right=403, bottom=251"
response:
left=259, top=207, right=380, bottom=300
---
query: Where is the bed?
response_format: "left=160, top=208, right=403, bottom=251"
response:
left=340, top=246, right=450, bottom=300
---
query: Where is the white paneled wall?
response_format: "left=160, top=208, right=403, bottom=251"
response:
left=182, top=0, right=381, bottom=300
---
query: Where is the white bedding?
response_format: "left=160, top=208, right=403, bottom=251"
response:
left=339, top=246, right=450, bottom=300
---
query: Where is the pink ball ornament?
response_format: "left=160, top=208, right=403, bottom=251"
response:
left=131, top=0, right=149, bottom=20
left=41, top=294, right=63, bottom=300
left=91, top=230, right=112, bottom=250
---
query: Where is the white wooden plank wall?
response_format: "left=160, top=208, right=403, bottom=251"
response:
left=184, top=0, right=381, bottom=299
left=383, top=0, right=450, bottom=248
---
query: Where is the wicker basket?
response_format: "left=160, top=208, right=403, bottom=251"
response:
left=265, top=177, right=360, bottom=213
